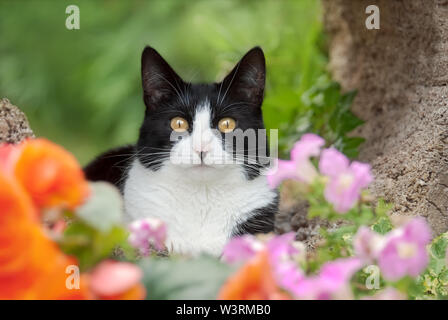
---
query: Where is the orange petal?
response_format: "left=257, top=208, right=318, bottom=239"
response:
left=0, top=170, right=86, bottom=300
left=218, top=250, right=290, bottom=300
left=14, top=138, right=90, bottom=211
left=98, top=284, right=146, bottom=300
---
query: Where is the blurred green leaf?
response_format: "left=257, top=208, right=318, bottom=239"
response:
left=415, top=232, right=448, bottom=299
left=376, top=199, right=394, bottom=217
left=430, top=234, right=448, bottom=260
left=61, top=221, right=128, bottom=271
left=77, top=182, right=123, bottom=233
left=372, top=217, right=393, bottom=235
left=139, top=255, right=234, bottom=300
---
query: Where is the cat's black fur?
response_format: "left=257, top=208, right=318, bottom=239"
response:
left=84, top=145, right=134, bottom=191
left=84, top=46, right=278, bottom=236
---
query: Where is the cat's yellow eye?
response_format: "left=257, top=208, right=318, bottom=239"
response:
left=218, top=117, right=236, bottom=133
left=170, top=117, right=189, bottom=132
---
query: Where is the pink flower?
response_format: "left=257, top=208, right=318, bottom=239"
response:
left=222, top=235, right=264, bottom=263
left=267, top=134, right=325, bottom=188
left=89, top=260, right=144, bottom=297
left=267, top=232, right=301, bottom=261
left=362, top=287, right=406, bottom=300
left=378, top=217, right=431, bottom=281
left=266, top=233, right=305, bottom=294
left=222, top=233, right=306, bottom=296
left=128, top=218, right=166, bottom=256
left=319, top=148, right=372, bottom=213
left=353, top=218, right=432, bottom=282
left=353, top=226, right=387, bottom=264
left=292, top=258, right=362, bottom=299
left=0, top=143, right=22, bottom=172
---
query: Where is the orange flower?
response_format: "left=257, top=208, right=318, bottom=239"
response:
left=0, top=171, right=87, bottom=300
left=0, top=172, right=39, bottom=298
left=10, top=138, right=89, bottom=211
left=218, top=250, right=291, bottom=300
left=0, top=139, right=145, bottom=300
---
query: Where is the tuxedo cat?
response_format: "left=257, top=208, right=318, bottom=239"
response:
left=84, top=46, right=278, bottom=256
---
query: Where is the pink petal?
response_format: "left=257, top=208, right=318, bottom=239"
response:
left=267, top=232, right=299, bottom=261
left=128, top=218, right=167, bottom=254
left=319, top=148, right=349, bottom=178
left=290, top=134, right=325, bottom=162
left=323, top=177, right=358, bottom=213
left=222, top=235, right=263, bottom=263
left=353, top=226, right=384, bottom=263
left=89, top=260, right=143, bottom=297
left=377, top=217, right=431, bottom=281
left=350, top=161, right=373, bottom=189
left=403, top=217, right=432, bottom=245
left=362, top=287, right=406, bottom=300
left=378, top=236, right=429, bottom=281
left=0, top=142, right=22, bottom=172
left=319, top=257, right=363, bottom=290
left=292, top=257, right=361, bottom=299
left=267, top=159, right=298, bottom=188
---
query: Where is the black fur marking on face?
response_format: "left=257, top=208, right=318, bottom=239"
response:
left=138, top=46, right=269, bottom=179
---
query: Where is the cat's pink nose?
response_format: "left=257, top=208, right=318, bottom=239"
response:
left=193, top=143, right=210, bottom=154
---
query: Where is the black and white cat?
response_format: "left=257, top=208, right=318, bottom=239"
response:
left=84, top=46, right=278, bottom=256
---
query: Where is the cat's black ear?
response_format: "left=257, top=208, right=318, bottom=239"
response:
left=219, top=46, right=266, bottom=107
left=141, top=46, right=184, bottom=109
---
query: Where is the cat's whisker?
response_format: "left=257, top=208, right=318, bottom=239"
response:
left=218, top=101, right=252, bottom=113
left=150, top=72, right=189, bottom=107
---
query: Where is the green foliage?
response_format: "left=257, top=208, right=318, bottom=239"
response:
left=139, top=255, right=234, bottom=300
left=76, top=182, right=123, bottom=232
left=280, top=75, right=364, bottom=158
left=415, top=232, right=448, bottom=299
left=372, top=217, right=393, bottom=235
left=59, top=182, right=130, bottom=270
left=61, top=221, right=128, bottom=271
left=303, top=175, right=448, bottom=299
left=0, top=0, right=360, bottom=164
left=308, top=178, right=376, bottom=227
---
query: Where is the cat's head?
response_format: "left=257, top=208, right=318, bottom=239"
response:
left=137, top=46, right=270, bottom=180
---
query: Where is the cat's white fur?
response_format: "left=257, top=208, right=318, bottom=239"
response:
left=123, top=101, right=276, bottom=256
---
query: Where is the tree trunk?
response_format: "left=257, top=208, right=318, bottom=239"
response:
left=322, top=0, right=448, bottom=234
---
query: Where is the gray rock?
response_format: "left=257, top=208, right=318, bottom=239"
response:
left=0, top=98, right=34, bottom=143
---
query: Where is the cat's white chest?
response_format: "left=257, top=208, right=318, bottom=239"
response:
left=123, top=159, right=276, bottom=256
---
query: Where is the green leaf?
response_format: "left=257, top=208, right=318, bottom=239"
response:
left=77, top=182, right=123, bottom=233
left=430, top=234, right=448, bottom=260
left=376, top=199, right=393, bottom=217
left=139, top=255, right=234, bottom=300
left=339, top=90, right=357, bottom=111
left=439, top=269, right=448, bottom=285
left=372, top=217, right=393, bottom=235
left=61, top=221, right=129, bottom=271
left=334, top=136, right=365, bottom=159
left=337, top=111, right=364, bottom=135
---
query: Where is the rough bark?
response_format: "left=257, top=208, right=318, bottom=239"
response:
left=0, top=98, right=34, bottom=143
left=322, top=0, right=448, bottom=234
